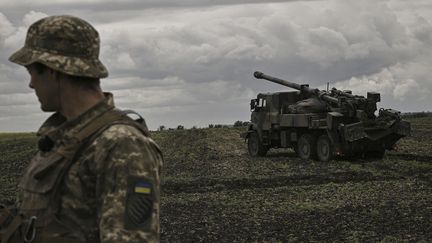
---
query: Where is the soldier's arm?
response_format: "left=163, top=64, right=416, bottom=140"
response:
left=95, top=125, right=162, bottom=243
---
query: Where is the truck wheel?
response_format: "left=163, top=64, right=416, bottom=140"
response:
left=297, top=134, right=317, bottom=160
left=248, top=132, right=268, bottom=157
left=317, top=135, right=333, bottom=162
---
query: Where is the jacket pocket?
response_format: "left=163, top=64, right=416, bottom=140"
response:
left=20, top=152, right=66, bottom=194
left=18, top=152, right=66, bottom=212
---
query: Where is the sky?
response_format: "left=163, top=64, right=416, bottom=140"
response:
left=0, top=0, right=431, bottom=131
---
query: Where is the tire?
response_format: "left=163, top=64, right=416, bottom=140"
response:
left=317, top=135, right=333, bottom=162
left=248, top=132, right=268, bottom=157
left=296, top=134, right=317, bottom=160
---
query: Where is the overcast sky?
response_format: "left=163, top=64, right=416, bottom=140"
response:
left=0, top=0, right=431, bottom=132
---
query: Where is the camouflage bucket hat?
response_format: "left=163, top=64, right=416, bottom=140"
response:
left=9, top=15, right=108, bottom=78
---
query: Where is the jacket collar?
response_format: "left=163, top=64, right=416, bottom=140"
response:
left=36, top=92, right=115, bottom=146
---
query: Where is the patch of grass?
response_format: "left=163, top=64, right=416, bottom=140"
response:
left=1, top=117, right=431, bottom=241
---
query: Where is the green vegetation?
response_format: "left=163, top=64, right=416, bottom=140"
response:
left=1, top=117, right=431, bottom=241
left=0, top=133, right=37, bottom=204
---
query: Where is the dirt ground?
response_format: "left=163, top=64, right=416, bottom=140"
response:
left=1, top=117, right=431, bottom=242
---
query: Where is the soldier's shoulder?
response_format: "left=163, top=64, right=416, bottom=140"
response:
left=93, top=123, right=160, bottom=151
left=101, top=123, right=146, bottom=139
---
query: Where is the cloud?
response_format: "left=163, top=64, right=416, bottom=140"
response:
left=331, top=68, right=394, bottom=97
left=297, top=26, right=349, bottom=66
left=0, top=13, right=14, bottom=40
left=22, top=11, right=48, bottom=26
left=110, top=78, right=254, bottom=109
left=1, top=0, right=432, bottom=131
left=332, top=62, right=430, bottom=109
left=393, top=79, right=419, bottom=100
left=0, top=0, right=317, bottom=12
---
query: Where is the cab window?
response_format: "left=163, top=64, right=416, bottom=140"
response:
left=258, top=98, right=266, bottom=107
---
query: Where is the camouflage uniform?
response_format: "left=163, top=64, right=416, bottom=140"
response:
left=3, top=15, right=163, bottom=242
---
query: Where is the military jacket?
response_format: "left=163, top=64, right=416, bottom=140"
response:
left=17, top=93, right=163, bottom=243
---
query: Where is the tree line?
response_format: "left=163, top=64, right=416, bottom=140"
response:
left=158, top=121, right=250, bottom=131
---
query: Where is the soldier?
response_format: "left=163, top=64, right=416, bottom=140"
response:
left=0, top=15, right=163, bottom=242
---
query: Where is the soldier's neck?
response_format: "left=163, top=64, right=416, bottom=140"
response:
left=58, top=83, right=105, bottom=120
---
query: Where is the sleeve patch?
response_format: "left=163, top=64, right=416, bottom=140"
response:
left=125, top=176, right=154, bottom=230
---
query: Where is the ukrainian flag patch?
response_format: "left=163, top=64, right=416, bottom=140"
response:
left=134, top=181, right=152, bottom=194
left=125, top=176, right=155, bottom=229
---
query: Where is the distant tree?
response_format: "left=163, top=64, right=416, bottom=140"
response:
left=236, top=120, right=250, bottom=127
left=234, top=120, right=249, bottom=127
left=401, top=111, right=432, bottom=118
left=192, top=126, right=197, bottom=129
left=208, top=124, right=214, bottom=128
left=177, top=125, right=184, bottom=130
left=214, top=124, right=223, bottom=128
left=158, top=125, right=165, bottom=131
left=234, top=120, right=243, bottom=127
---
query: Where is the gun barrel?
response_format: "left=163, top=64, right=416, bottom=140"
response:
left=254, top=71, right=303, bottom=91
left=254, top=71, right=339, bottom=104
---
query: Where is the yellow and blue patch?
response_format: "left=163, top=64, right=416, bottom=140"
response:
left=134, top=181, right=152, bottom=194
left=126, top=177, right=154, bottom=229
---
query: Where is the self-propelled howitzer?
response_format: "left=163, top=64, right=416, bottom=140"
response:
left=254, top=71, right=379, bottom=119
left=242, top=71, right=411, bottom=161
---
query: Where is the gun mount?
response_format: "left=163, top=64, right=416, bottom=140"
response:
left=242, top=71, right=411, bottom=162
left=254, top=71, right=381, bottom=119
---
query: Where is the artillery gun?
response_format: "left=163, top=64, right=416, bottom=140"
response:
left=242, top=71, right=411, bottom=161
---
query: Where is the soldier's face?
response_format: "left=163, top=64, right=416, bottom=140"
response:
left=26, top=64, right=60, bottom=112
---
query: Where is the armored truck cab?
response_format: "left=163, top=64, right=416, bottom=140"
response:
left=243, top=71, right=411, bottom=162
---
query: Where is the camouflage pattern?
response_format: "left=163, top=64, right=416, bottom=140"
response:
left=17, top=93, right=162, bottom=242
left=288, top=98, right=326, bottom=114
left=245, top=71, right=411, bottom=161
left=9, top=15, right=108, bottom=78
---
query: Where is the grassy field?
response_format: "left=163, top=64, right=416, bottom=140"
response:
left=0, top=118, right=431, bottom=241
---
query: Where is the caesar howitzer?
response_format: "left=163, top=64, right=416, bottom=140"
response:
left=242, top=71, right=411, bottom=161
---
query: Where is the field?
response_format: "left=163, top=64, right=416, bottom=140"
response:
left=1, top=117, right=431, bottom=242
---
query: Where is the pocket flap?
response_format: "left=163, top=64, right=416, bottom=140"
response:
left=19, top=152, right=66, bottom=194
